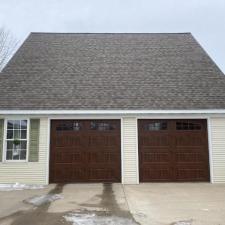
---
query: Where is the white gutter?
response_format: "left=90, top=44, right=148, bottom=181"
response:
left=0, top=109, right=225, bottom=115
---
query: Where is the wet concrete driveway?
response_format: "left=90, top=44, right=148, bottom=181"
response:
left=0, top=183, right=138, bottom=225
left=1, top=183, right=225, bottom=225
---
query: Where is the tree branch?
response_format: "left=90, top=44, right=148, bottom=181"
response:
left=0, top=27, right=18, bottom=72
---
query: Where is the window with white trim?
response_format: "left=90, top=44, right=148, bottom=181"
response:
left=6, top=120, right=28, bottom=161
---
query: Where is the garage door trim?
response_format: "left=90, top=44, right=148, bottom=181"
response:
left=206, top=118, right=213, bottom=183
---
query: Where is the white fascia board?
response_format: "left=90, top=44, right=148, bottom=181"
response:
left=0, top=109, right=225, bottom=115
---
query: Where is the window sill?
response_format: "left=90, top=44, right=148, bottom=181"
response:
left=1, top=160, right=28, bottom=163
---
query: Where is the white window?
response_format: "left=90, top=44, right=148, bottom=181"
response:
left=5, top=120, right=28, bottom=161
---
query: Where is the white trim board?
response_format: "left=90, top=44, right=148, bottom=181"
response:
left=135, top=118, right=139, bottom=184
left=46, top=118, right=51, bottom=185
left=207, top=118, right=214, bottom=183
left=120, top=118, right=124, bottom=184
left=1, top=109, right=225, bottom=115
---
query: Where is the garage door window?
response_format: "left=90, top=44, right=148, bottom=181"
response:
left=5, top=120, right=28, bottom=161
left=56, top=122, right=82, bottom=131
left=144, top=122, right=167, bottom=131
left=90, top=122, right=115, bottom=131
left=176, top=122, right=201, bottom=130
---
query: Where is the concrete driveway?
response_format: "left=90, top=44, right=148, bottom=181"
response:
left=125, top=183, right=225, bottom=225
left=0, top=183, right=225, bottom=225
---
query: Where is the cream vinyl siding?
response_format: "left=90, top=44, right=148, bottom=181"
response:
left=210, top=117, right=225, bottom=183
left=122, top=117, right=138, bottom=184
left=0, top=118, right=49, bottom=185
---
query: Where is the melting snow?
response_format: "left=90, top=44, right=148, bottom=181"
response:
left=64, top=212, right=138, bottom=225
left=173, top=220, right=193, bottom=225
left=0, top=183, right=44, bottom=191
left=201, top=208, right=209, bottom=211
left=24, top=194, right=63, bottom=206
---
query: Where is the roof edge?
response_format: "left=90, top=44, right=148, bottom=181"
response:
left=0, top=109, right=225, bottom=115
left=190, top=34, right=225, bottom=76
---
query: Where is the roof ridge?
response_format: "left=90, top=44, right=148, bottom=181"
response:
left=30, top=32, right=192, bottom=35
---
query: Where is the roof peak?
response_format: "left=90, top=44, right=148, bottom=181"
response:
left=30, top=32, right=192, bottom=35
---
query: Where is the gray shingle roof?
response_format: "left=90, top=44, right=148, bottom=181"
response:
left=0, top=33, right=225, bottom=110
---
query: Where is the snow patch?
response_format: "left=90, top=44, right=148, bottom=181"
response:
left=24, top=194, right=63, bottom=206
left=201, top=208, right=209, bottom=211
left=0, top=183, right=44, bottom=191
left=64, top=212, right=138, bottom=225
left=173, top=220, right=193, bottom=225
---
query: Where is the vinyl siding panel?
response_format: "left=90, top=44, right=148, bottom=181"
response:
left=0, top=118, right=49, bottom=185
left=210, top=117, right=225, bottom=183
left=122, top=117, right=138, bottom=184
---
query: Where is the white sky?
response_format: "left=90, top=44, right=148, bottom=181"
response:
left=0, top=0, right=224, bottom=73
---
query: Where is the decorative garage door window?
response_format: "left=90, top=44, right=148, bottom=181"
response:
left=176, top=122, right=201, bottom=130
left=144, top=122, right=167, bottom=131
left=6, top=120, right=28, bottom=161
left=56, top=122, right=81, bottom=131
left=90, top=121, right=115, bottom=131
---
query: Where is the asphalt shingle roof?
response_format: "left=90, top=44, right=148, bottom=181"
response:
left=0, top=33, right=225, bottom=110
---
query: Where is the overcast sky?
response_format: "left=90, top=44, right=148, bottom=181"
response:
left=0, top=0, right=225, bottom=73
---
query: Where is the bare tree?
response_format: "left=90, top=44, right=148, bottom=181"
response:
left=0, top=27, right=18, bottom=71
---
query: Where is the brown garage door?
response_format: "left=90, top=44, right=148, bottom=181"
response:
left=138, top=119, right=210, bottom=182
left=50, top=120, right=121, bottom=183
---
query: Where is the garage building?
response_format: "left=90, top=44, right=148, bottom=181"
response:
left=0, top=33, right=225, bottom=184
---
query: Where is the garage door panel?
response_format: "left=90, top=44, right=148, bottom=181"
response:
left=140, top=151, right=171, bottom=163
left=88, top=151, right=120, bottom=163
left=140, top=134, right=170, bottom=147
left=141, top=165, right=172, bottom=181
left=175, top=168, right=208, bottom=181
left=139, top=119, right=210, bottom=182
left=54, top=135, right=88, bottom=148
left=88, top=136, right=119, bottom=147
left=175, top=161, right=209, bottom=181
left=53, top=151, right=86, bottom=164
left=174, top=133, right=206, bottom=147
left=89, top=167, right=120, bottom=182
left=50, top=120, right=121, bottom=183
left=72, top=167, right=88, bottom=182
left=175, top=151, right=206, bottom=163
left=53, top=164, right=74, bottom=183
